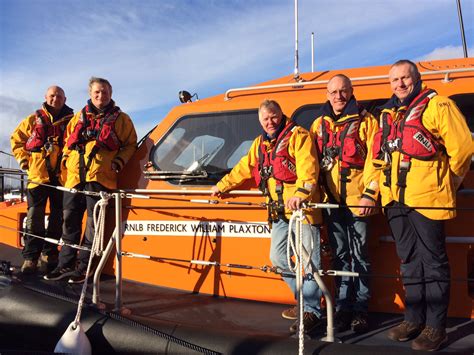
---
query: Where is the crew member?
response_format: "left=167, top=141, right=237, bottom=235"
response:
left=373, top=60, right=473, bottom=351
left=211, top=99, right=324, bottom=334
left=11, top=86, right=74, bottom=274
left=44, top=77, right=137, bottom=283
left=310, top=74, right=379, bottom=333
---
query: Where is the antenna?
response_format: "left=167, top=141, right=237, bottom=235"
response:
left=311, top=32, right=315, bottom=72
left=293, top=0, right=300, bottom=81
left=456, top=0, right=468, bottom=58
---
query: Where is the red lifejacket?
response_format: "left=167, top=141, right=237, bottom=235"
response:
left=25, top=109, right=70, bottom=152
left=317, top=110, right=367, bottom=171
left=253, top=120, right=298, bottom=190
left=67, top=105, right=121, bottom=151
left=373, top=89, right=441, bottom=161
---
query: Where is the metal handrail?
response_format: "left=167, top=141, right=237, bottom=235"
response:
left=224, top=67, right=474, bottom=100
left=0, top=167, right=26, bottom=202
left=121, top=188, right=262, bottom=195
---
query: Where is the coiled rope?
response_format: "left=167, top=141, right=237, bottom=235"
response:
left=72, top=191, right=110, bottom=329
left=287, top=209, right=307, bottom=355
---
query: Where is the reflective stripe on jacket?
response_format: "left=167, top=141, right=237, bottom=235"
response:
left=217, top=119, right=322, bottom=224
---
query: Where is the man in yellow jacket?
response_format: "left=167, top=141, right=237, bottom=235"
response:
left=310, top=74, right=379, bottom=333
left=373, top=60, right=473, bottom=351
left=11, top=86, right=74, bottom=274
left=44, top=77, right=137, bottom=283
left=211, top=99, right=323, bottom=334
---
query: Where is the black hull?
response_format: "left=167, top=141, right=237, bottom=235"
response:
left=0, top=244, right=472, bottom=354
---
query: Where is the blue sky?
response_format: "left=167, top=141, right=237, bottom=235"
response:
left=0, top=0, right=473, bottom=169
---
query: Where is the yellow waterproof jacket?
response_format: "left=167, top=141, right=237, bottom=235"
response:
left=62, top=106, right=137, bottom=190
left=217, top=119, right=322, bottom=224
left=375, top=86, right=473, bottom=220
left=310, top=102, right=379, bottom=216
left=11, top=104, right=74, bottom=189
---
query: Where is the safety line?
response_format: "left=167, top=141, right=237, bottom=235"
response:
left=0, top=224, right=91, bottom=252
left=1, top=220, right=472, bottom=284
left=120, top=251, right=474, bottom=283
left=3, top=172, right=472, bottom=212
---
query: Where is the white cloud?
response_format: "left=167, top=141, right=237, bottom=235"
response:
left=1, top=0, right=472, bottom=143
left=415, top=45, right=473, bottom=61
left=0, top=96, right=38, bottom=168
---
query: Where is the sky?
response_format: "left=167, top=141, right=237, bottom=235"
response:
left=0, top=0, right=473, bottom=170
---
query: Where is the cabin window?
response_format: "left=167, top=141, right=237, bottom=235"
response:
left=174, top=135, right=225, bottom=169
left=227, top=140, right=253, bottom=168
left=292, top=104, right=323, bottom=129
left=450, top=94, right=474, bottom=133
left=150, top=110, right=260, bottom=185
left=360, top=98, right=390, bottom=118
left=292, top=99, right=388, bottom=129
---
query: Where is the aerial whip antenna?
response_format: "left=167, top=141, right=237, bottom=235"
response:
left=293, top=0, right=301, bottom=81
left=456, top=0, right=468, bottom=58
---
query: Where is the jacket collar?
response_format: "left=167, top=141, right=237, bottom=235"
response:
left=319, top=95, right=359, bottom=122
left=42, top=103, right=74, bottom=121
left=86, top=99, right=116, bottom=115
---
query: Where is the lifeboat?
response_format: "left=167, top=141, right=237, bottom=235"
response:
left=120, top=57, right=474, bottom=316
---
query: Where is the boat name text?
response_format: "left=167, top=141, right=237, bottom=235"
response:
left=123, top=220, right=271, bottom=238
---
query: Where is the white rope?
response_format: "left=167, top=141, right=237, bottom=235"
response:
left=0, top=224, right=91, bottom=251
left=288, top=210, right=307, bottom=355
left=72, top=191, right=111, bottom=328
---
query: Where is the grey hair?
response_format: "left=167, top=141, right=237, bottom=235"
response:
left=89, top=77, right=113, bottom=93
left=259, top=99, right=282, bottom=115
left=391, top=59, right=421, bottom=80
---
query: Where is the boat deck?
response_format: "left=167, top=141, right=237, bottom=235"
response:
left=0, top=243, right=472, bottom=354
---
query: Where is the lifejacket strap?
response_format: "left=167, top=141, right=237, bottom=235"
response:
left=397, top=160, right=411, bottom=204
left=339, top=167, right=351, bottom=202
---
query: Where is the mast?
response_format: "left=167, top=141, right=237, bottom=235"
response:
left=311, top=32, right=315, bottom=72
left=456, top=0, right=468, bottom=58
left=293, top=0, right=300, bottom=80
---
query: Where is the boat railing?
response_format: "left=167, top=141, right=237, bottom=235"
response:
left=92, top=192, right=127, bottom=311
left=224, top=67, right=474, bottom=100
left=92, top=189, right=262, bottom=312
left=91, top=189, right=340, bottom=344
left=0, top=167, right=26, bottom=203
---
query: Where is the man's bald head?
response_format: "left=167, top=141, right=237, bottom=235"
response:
left=44, top=86, right=66, bottom=114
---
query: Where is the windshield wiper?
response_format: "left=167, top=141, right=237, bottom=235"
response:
left=145, top=143, right=224, bottom=182
left=144, top=169, right=208, bottom=181
left=185, top=153, right=211, bottom=173
left=186, top=142, right=223, bottom=173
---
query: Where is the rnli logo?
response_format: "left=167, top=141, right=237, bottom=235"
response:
left=413, top=132, right=433, bottom=152
left=282, top=158, right=296, bottom=173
